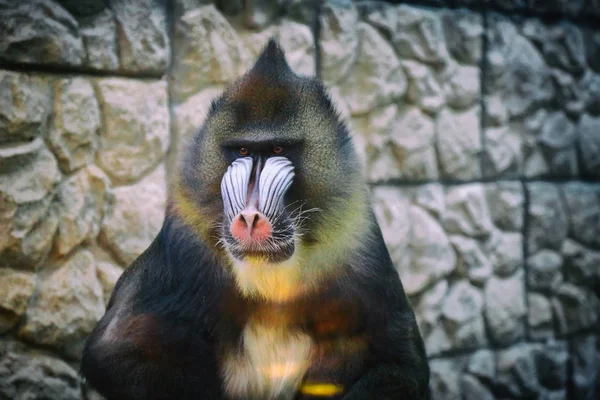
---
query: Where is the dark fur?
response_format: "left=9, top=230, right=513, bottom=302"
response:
left=81, top=40, right=429, bottom=400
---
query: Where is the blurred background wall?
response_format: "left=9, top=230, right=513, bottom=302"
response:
left=0, top=0, right=599, bottom=399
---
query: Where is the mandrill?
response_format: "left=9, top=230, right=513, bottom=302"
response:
left=81, top=40, right=429, bottom=400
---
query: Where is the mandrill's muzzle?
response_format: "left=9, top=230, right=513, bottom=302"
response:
left=220, top=156, right=295, bottom=259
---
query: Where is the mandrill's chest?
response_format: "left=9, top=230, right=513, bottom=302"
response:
left=219, top=300, right=368, bottom=400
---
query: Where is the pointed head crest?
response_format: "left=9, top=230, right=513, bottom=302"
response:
left=250, top=38, right=294, bottom=78
left=216, top=38, right=302, bottom=128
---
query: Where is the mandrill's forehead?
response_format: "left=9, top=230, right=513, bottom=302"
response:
left=208, top=75, right=315, bottom=142
left=203, top=39, right=330, bottom=144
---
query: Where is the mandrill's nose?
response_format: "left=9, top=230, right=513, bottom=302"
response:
left=231, top=208, right=272, bottom=243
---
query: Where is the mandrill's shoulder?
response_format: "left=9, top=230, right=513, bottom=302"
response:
left=343, top=209, right=414, bottom=310
left=105, top=212, right=229, bottom=318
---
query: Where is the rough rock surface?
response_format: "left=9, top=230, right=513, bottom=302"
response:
left=19, top=249, right=105, bottom=359
left=496, top=344, right=541, bottom=397
left=442, top=9, right=482, bottom=65
left=95, top=78, right=169, bottom=184
left=570, top=335, right=600, bottom=399
left=0, top=0, right=84, bottom=66
left=79, top=8, right=119, bottom=71
left=373, top=187, right=456, bottom=296
left=0, top=340, right=81, bottom=400
left=579, top=114, right=600, bottom=179
left=436, top=107, right=481, bottom=180
left=109, top=0, right=170, bottom=74
left=527, top=183, right=568, bottom=254
left=336, top=23, right=406, bottom=116
left=527, top=249, right=563, bottom=292
left=54, top=166, right=109, bottom=256
left=170, top=5, right=250, bottom=102
left=429, top=358, right=466, bottom=399
left=484, top=271, right=526, bottom=345
left=528, top=293, right=554, bottom=340
left=95, top=259, right=123, bottom=306
left=352, top=105, right=438, bottom=182
left=552, top=283, right=599, bottom=335
left=0, top=71, right=52, bottom=144
left=48, top=78, right=101, bottom=172
left=100, top=165, right=166, bottom=266
left=373, top=182, right=527, bottom=358
left=0, top=268, right=36, bottom=333
left=0, top=139, right=61, bottom=270
left=319, top=2, right=358, bottom=85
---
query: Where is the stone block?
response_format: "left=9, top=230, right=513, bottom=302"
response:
left=321, top=3, right=483, bottom=182
left=48, top=77, right=101, bottom=173
left=109, top=0, right=170, bottom=74
left=461, top=374, right=495, bottom=400
left=334, top=22, right=406, bottom=116
left=375, top=182, right=524, bottom=356
left=0, top=138, right=61, bottom=270
left=552, top=283, right=599, bottom=336
left=0, top=340, right=81, bottom=399
left=0, top=0, right=84, bottom=67
left=496, top=343, right=542, bottom=397
left=100, top=164, right=166, bottom=266
left=482, top=14, right=596, bottom=179
left=350, top=105, right=438, bottom=182
left=442, top=9, right=483, bottom=65
left=528, top=292, right=554, bottom=340
left=0, top=268, right=36, bottom=333
left=170, top=5, right=251, bottom=102
left=319, top=1, right=358, bottom=86
left=429, top=357, right=469, bottom=400
left=526, top=182, right=600, bottom=337
left=79, top=8, right=119, bottom=70
left=484, top=270, right=527, bottom=345
left=570, top=335, right=600, bottom=400
left=54, top=166, right=110, bottom=256
left=526, top=183, right=568, bottom=254
left=373, top=186, right=455, bottom=297
left=95, top=77, right=170, bottom=184
left=0, top=71, right=52, bottom=145
left=19, top=249, right=105, bottom=359
left=0, top=0, right=168, bottom=73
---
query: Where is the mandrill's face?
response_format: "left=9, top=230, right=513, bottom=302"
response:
left=219, top=148, right=298, bottom=264
left=177, top=41, right=365, bottom=299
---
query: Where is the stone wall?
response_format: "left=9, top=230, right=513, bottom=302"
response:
left=0, top=0, right=598, bottom=399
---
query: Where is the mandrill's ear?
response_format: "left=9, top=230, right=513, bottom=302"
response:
left=249, top=38, right=295, bottom=80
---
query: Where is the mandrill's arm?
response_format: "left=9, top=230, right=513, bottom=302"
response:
left=342, top=294, right=430, bottom=399
left=342, top=362, right=429, bottom=400
left=342, top=227, right=430, bottom=400
left=80, top=216, right=226, bottom=400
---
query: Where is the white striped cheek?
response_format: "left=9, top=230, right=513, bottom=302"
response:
left=221, top=157, right=253, bottom=220
left=258, top=156, right=295, bottom=219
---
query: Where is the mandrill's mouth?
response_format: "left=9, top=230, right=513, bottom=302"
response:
left=222, top=218, right=296, bottom=264
left=230, top=241, right=296, bottom=264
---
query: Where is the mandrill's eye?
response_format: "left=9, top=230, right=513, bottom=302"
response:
left=238, top=147, right=249, bottom=156
left=272, top=145, right=284, bottom=155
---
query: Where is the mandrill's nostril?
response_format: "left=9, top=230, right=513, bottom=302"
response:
left=231, top=210, right=272, bottom=243
left=240, top=211, right=259, bottom=229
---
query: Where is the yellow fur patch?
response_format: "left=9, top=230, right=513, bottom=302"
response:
left=221, top=320, right=313, bottom=400
left=230, top=251, right=306, bottom=302
left=172, top=186, right=212, bottom=235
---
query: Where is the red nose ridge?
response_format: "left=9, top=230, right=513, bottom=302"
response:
left=230, top=210, right=272, bottom=243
